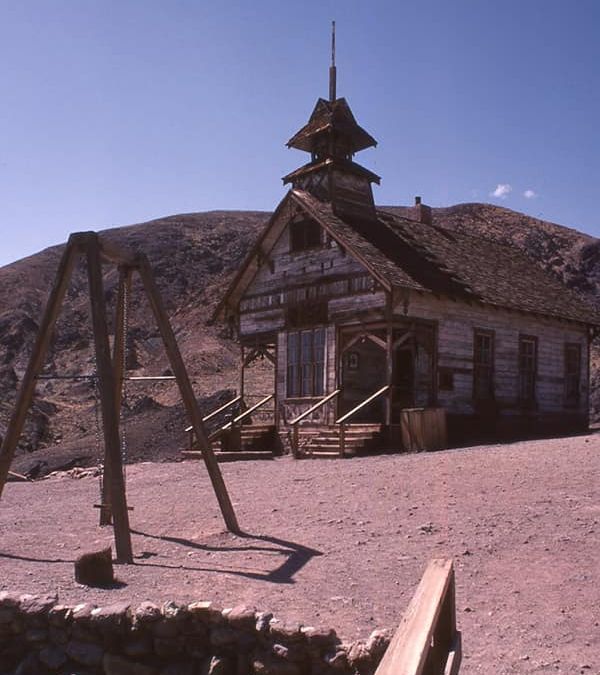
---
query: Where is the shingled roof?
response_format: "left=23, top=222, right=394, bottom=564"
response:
left=291, top=190, right=600, bottom=326
left=286, top=98, right=377, bottom=154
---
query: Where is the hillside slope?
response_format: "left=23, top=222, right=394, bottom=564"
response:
left=0, top=202, right=598, bottom=476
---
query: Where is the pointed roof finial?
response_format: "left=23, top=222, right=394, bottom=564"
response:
left=329, top=20, right=336, bottom=102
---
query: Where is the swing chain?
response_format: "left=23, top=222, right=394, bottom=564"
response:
left=119, top=274, right=129, bottom=481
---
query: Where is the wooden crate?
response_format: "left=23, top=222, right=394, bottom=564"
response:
left=400, top=407, right=447, bottom=452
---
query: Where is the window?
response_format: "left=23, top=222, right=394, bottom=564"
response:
left=518, top=335, right=537, bottom=405
left=473, top=330, right=494, bottom=400
left=287, top=328, right=325, bottom=397
left=564, top=343, right=581, bottom=406
left=438, top=367, right=454, bottom=391
left=290, top=218, right=321, bottom=251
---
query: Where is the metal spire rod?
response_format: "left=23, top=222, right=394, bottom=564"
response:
left=329, top=20, right=337, bottom=102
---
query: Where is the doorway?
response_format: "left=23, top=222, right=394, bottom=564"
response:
left=340, top=337, right=386, bottom=422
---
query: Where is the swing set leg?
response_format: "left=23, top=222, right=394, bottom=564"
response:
left=87, top=237, right=133, bottom=563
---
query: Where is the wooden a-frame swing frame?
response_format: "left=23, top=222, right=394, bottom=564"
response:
left=0, top=231, right=239, bottom=563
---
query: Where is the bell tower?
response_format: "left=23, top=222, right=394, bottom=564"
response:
left=282, top=22, right=380, bottom=222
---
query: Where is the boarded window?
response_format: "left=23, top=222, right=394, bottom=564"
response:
left=564, top=343, right=581, bottom=406
left=287, top=328, right=325, bottom=397
left=518, top=335, right=537, bottom=405
left=473, top=330, right=494, bottom=400
left=290, top=219, right=322, bottom=251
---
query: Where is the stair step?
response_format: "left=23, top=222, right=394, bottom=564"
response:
left=306, top=439, right=366, bottom=449
left=301, top=451, right=343, bottom=459
left=182, top=451, right=273, bottom=462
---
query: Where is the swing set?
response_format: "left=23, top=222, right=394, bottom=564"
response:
left=0, top=231, right=239, bottom=563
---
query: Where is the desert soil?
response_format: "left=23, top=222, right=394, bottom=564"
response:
left=1, top=434, right=599, bottom=674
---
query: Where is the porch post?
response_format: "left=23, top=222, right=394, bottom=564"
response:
left=273, top=341, right=279, bottom=429
left=385, top=292, right=394, bottom=426
left=239, top=344, right=245, bottom=402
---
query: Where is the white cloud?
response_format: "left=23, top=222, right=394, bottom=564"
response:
left=490, top=183, right=512, bottom=199
left=523, top=189, right=537, bottom=199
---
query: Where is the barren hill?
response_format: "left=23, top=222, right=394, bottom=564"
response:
left=0, top=202, right=598, bottom=476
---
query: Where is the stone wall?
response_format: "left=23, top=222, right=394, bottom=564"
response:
left=0, top=592, right=391, bottom=675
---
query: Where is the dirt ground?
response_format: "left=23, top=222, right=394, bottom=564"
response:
left=1, top=433, right=600, bottom=674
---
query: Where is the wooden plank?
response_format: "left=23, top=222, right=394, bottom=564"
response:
left=136, top=254, right=240, bottom=534
left=86, top=236, right=133, bottom=563
left=0, top=240, right=78, bottom=499
left=7, top=471, right=30, bottom=482
left=375, top=559, right=455, bottom=675
left=98, top=266, right=130, bottom=527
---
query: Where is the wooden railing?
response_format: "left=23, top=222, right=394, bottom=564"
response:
left=335, top=384, right=389, bottom=457
left=289, top=389, right=341, bottom=458
left=185, top=395, right=242, bottom=449
left=209, top=394, right=274, bottom=442
left=375, top=558, right=461, bottom=675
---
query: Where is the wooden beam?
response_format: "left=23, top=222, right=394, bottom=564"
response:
left=240, top=345, right=245, bottom=401
left=374, top=559, right=459, bottom=675
left=86, top=237, right=133, bottom=563
left=386, top=292, right=393, bottom=426
left=0, top=240, right=78, bottom=498
left=98, top=237, right=138, bottom=267
left=136, top=254, right=240, bottom=534
left=99, top=266, right=131, bottom=527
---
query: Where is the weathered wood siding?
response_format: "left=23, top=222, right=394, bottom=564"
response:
left=239, top=212, right=371, bottom=337
left=405, top=291, right=589, bottom=417
left=236, top=210, right=590, bottom=430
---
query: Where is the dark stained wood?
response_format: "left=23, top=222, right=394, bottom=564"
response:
left=86, top=236, right=133, bottom=563
left=385, top=292, right=393, bottom=426
left=0, top=240, right=78, bottom=498
left=99, top=266, right=131, bottom=527
left=136, top=255, right=240, bottom=534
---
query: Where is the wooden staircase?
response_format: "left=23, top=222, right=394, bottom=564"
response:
left=297, top=423, right=383, bottom=458
left=182, top=423, right=276, bottom=462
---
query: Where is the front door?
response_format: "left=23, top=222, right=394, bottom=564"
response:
left=340, top=337, right=386, bottom=422
left=392, top=346, right=415, bottom=418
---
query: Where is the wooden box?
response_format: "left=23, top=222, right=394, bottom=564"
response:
left=400, top=407, right=447, bottom=452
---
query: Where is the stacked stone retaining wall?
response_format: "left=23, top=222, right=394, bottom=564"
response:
left=0, top=592, right=391, bottom=675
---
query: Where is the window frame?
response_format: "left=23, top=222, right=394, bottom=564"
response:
left=564, top=342, right=582, bottom=407
left=289, top=218, right=322, bottom=252
left=286, top=327, right=326, bottom=398
left=472, top=328, right=495, bottom=402
left=518, top=334, right=538, bottom=406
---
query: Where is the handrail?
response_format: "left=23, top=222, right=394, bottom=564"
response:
left=185, top=395, right=242, bottom=433
left=289, top=389, right=341, bottom=459
left=374, top=558, right=461, bottom=675
left=336, top=385, right=389, bottom=458
left=209, top=394, right=274, bottom=441
left=335, top=385, right=389, bottom=424
left=289, top=389, right=341, bottom=426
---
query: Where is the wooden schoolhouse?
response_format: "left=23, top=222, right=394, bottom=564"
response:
left=211, top=53, right=599, bottom=458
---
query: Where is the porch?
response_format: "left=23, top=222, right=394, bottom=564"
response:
left=183, top=320, right=447, bottom=459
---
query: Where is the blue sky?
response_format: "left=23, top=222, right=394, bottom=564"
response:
left=1, top=0, right=600, bottom=266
